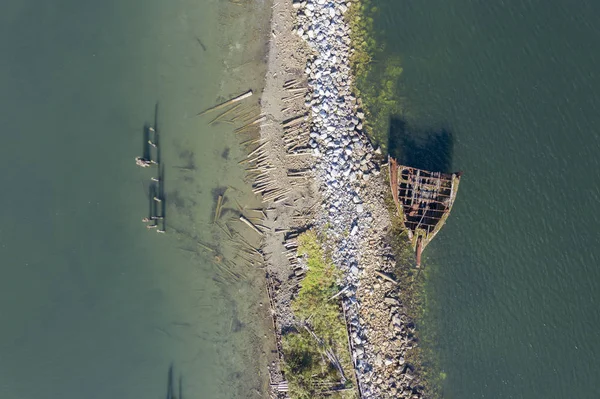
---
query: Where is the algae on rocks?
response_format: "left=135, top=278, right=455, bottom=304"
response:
left=347, top=0, right=404, bottom=153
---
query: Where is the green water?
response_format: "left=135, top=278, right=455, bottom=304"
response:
left=373, top=1, right=600, bottom=398
left=0, top=0, right=272, bottom=398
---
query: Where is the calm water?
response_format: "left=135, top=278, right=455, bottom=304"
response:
left=0, top=0, right=272, bottom=398
left=375, top=0, right=600, bottom=398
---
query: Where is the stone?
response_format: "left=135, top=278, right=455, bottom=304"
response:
left=384, top=297, right=399, bottom=306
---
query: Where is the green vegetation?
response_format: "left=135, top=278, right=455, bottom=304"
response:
left=382, top=167, right=445, bottom=398
left=347, top=0, right=404, bottom=152
left=282, top=231, right=358, bottom=399
left=346, top=2, right=446, bottom=395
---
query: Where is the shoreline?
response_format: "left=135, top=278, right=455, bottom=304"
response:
left=256, top=1, right=428, bottom=398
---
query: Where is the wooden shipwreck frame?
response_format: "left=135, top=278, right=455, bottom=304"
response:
left=388, top=157, right=462, bottom=266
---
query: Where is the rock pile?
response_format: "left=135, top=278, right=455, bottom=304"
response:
left=293, top=0, right=425, bottom=398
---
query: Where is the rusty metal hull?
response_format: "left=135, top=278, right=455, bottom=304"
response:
left=389, top=157, right=462, bottom=266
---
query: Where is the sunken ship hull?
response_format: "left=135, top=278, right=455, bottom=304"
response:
left=389, top=157, right=461, bottom=266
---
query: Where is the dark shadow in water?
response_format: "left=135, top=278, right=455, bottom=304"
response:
left=165, top=364, right=185, bottom=399
left=154, top=103, right=162, bottom=165
left=174, top=148, right=196, bottom=171
left=387, top=117, right=454, bottom=173
left=221, top=147, right=230, bottom=160
left=149, top=183, right=158, bottom=219
left=142, top=124, right=152, bottom=161
left=166, top=364, right=174, bottom=399
left=167, top=190, right=189, bottom=210
left=159, top=165, right=167, bottom=232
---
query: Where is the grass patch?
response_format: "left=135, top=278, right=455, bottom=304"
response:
left=347, top=0, right=405, bottom=153
left=282, top=231, right=358, bottom=399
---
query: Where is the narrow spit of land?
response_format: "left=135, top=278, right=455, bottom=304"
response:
left=251, top=1, right=430, bottom=399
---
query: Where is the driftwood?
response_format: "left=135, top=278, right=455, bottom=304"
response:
left=197, top=242, right=215, bottom=253
left=303, top=325, right=347, bottom=384
left=197, top=90, right=253, bottom=117
left=216, top=222, right=233, bottom=239
left=374, top=270, right=398, bottom=285
left=208, top=103, right=241, bottom=125
left=214, top=195, right=224, bottom=222
left=248, top=142, right=268, bottom=158
left=283, top=79, right=299, bottom=88
left=239, top=215, right=263, bottom=236
left=328, top=286, right=349, bottom=301
left=235, top=116, right=267, bottom=133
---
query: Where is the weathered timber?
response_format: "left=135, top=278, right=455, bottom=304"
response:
left=389, top=156, right=462, bottom=266
left=197, top=90, right=253, bottom=117
left=239, top=215, right=264, bottom=236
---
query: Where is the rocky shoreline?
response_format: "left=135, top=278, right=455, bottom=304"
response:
left=257, top=1, right=426, bottom=398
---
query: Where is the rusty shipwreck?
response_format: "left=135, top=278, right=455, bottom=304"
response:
left=388, top=157, right=462, bottom=266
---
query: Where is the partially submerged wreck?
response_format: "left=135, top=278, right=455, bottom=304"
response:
left=388, top=157, right=462, bottom=266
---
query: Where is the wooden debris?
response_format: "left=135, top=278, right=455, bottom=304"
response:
left=198, top=242, right=215, bottom=253
left=235, top=116, right=267, bottom=133
left=216, top=222, right=233, bottom=239
left=374, top=270, right=398, bottom=285
left=283, top=79, right=299, bottom=88
left=208, top=103, right=241, bottom=125
left=214, top=195, right=224, bottom=223
left=197, top=90, right=253, bottom=117
left=239, top=215, right=264, bottom=236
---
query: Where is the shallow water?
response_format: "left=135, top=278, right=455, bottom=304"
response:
left=372, top=0, right=600, bottom=398
left=0, top=0, right=272, bottom=398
